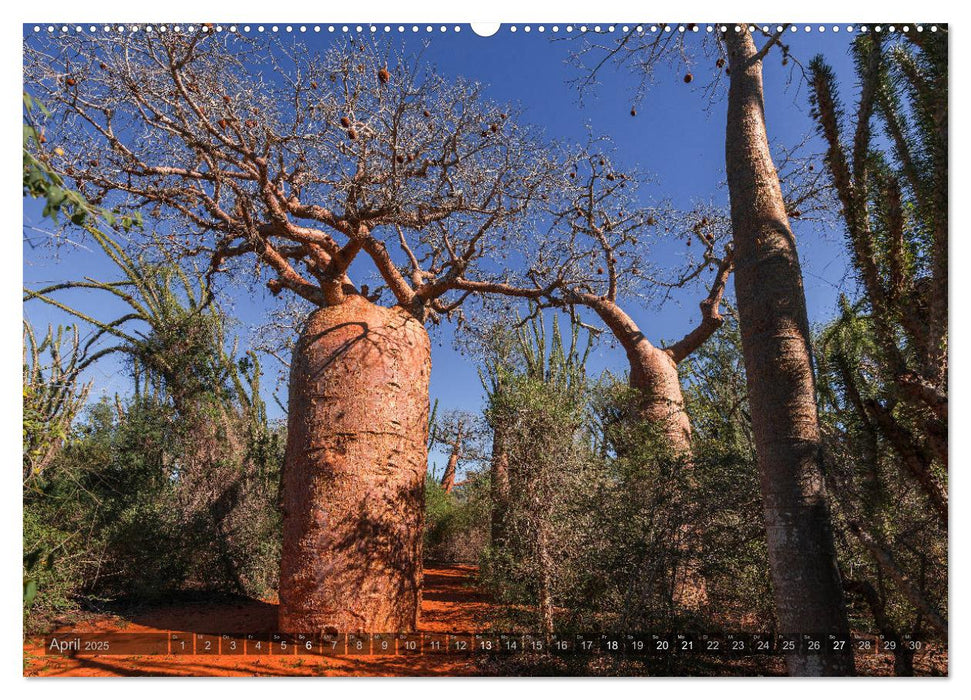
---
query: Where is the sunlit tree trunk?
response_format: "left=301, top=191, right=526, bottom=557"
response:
left=440, top=424, right=463, bottom=493
left=586, top=253, right=733, bottom=459
left=441, top=450, right=459, bottom=493
left=278, top=295, right=430, bottom=632
left=627, top=342, right=692, bottom=454
left=724, top=26, right=853, bottom=676
left=591, top=299, right=693, bottom=455
left=589, top=299, right=714, bottom=609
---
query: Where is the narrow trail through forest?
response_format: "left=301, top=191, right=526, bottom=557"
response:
left=24, top=564, right=490, bottom=677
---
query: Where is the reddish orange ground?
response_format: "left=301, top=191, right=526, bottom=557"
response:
left=23, top=565, right=947, bottom=677
left=24, top=564, right=490, bottom=677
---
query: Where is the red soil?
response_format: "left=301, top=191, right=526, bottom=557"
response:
left=24, top=564, right=490, bottom=677
left=22, top=564, right=947, bottom=677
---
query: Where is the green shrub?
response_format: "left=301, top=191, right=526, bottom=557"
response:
left=424, top=475, right=489, bottom=563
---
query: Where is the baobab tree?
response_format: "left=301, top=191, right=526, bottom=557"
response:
left=532, top=152, right=732, bottom=609
left=467, top=139, right=826, bottom=457
left=571, top=24, right=854, bottom=674
left=462, top=146, right=734, bottom=612
left=515, top=148, right=735, bottom=455
left=23, top=30, right=559, bottom=633
left=466, top=183, right=732, bottom=585
left=430, top=410, right=475, bottom=493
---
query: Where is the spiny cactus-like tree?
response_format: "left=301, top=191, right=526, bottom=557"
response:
left=479, top=308, right=593, bottom=634
left=809, top=29, right=948, bottom=521
left=22, top=323, right=92, bottom=488
left=24, top=30, right=558, bottom=632
left=809, top=28, right=948, bottom=646
left=25, top=228, right=246, bottom=413
left=478, top=308, right=593, bottom=550
left=817, top=302, right=948, bottom=651
left=26, top=223, right=277, bottom=598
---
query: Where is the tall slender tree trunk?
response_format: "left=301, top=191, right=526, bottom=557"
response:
left=278, top=295, right=430, bottom=633
left=724, top=26, right=853, bottom=675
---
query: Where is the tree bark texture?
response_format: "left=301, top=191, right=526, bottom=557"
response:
left=628, top=343, right=692, bottom=455
left=279, top=295, right=430, bottom=633
left=440, top=425, right=463, bottom=493
left=590, top=299, right=693, bottom=455
left=724, top=26, right=853, bottom=676
left=441, top=448, right=459, bottom=493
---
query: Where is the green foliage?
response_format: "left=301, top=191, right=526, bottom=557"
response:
left=23, top=90, right=285, bottom=626
left=582, top=376, right=771, bottom=633
left=815, top=303, right=947, bottom=645
left=24, top=392, right=285, bottom=624
left=483, top=366, right=593, bottom=604
left=24, top=227, right=246, bottom=411
left=809, top=27, right=948, bottom=650
left=679, top=313, right=754, bottom=460
left=23, top=323, right=91, bottom=488
left=470, top=309, right=773, bottom=636
left=475, top=311, right=593, bottom=627
left=24, top=507, right=79, bottom=615
left=23, top=229, right=283, bottom=627
left=677, top=314, right=773, bottom=626
left=23, top=92, right=142, bottom=232
left=424, top=475, right=490, bottom=563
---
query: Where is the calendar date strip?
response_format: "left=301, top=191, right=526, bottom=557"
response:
left=42, top=632, right=939, bottom=657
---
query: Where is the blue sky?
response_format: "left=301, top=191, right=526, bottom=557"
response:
left=23, top=26, right=863, bottom=477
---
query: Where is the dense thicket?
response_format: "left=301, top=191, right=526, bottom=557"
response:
left=23, top=230, right=284, bottom=627
left=426, top=312, right=772, bottom=639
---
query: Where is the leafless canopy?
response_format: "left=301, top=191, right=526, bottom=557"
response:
left=562, top=149, right=731, bottom=294
left=24, top=31, right=560, bottom=322
left=565, top=24, right=801, bottom=104
left=457, top=139, right=735, bottom=361
left=25, top=30, right=747, bottom=348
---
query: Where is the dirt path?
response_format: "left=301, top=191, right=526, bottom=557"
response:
left=24, top=564, right=491, bottom=677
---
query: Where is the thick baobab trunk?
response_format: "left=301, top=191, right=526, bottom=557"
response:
left=628, top=342, right=692, bottom=455
left=724, top=26, right=852, bottom=675
left=599, top=251, right=734, bottom=457
left=588, top=298, right=693, bottom=454
left=279, top=295, right=430, bottom=633
left=628, top=341, right=708, bottom=608
left=594, top=300, right=708, bottom=607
